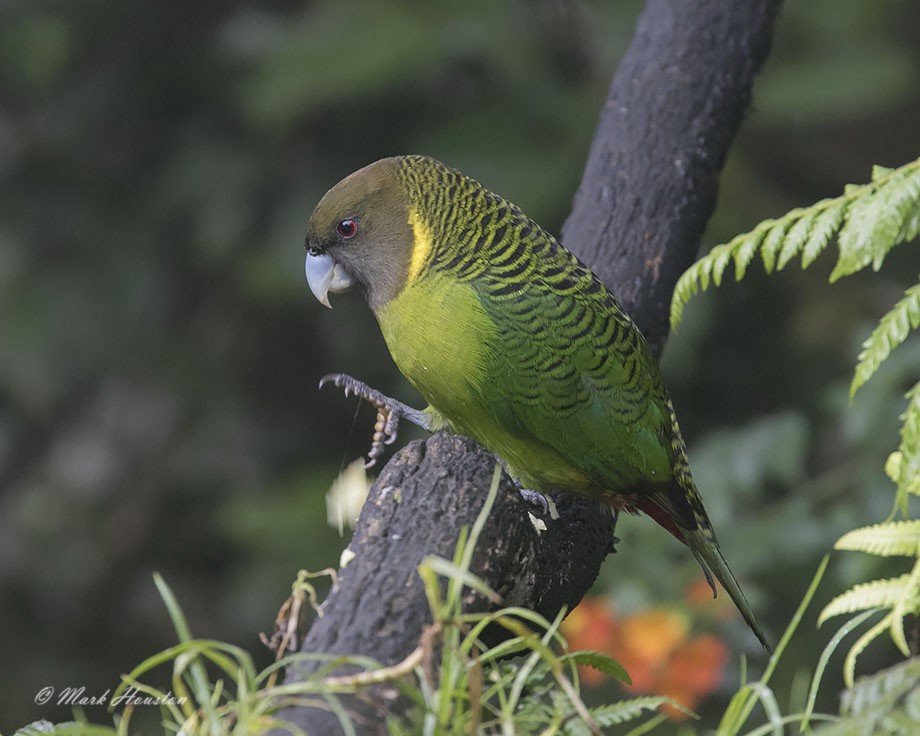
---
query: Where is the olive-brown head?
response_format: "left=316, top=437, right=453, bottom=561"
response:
left=305, top=157, right=415, bottom=311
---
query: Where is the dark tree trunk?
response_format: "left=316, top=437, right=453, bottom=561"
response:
left=562, top=0, right=782, bottom=354
left=274, top=1, right=782, bottom=733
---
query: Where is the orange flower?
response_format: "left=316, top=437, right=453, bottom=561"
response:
left=562, top=596, right=730, bottom=720
left=655, top=634, right=730, bottom=719
left=615, top=610, right=689, bottom=692
left=561, top=598, right=620, bottom=685
left=666, top=634, right=730, bottom=695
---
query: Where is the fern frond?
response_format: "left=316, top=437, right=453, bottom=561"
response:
left=818, top=578, right=910, bottom=626
left=777, top=207, right=819, bottom=270
left=831, top=163, right=920, bottom=281
left=588, top=697, right=681, bottom=726
left=850, top=280, right=920, bottom=399
left=826, top=547, right=920, bottom=685
left=840, top=655, right=920, bottom=717
left=890, top=555, right=920, bottom=656
left=891, top=383, right=920, bottom=515
left=897, top=198, right=920, bottom=243
left=837, top=566, right=920, bottom=686
left=834, top=520, right=920, bottom=557
left=801, top=201, right=847, bottom=269
left=671, top=156, right=920, bottom=331
left=843, top=614, right=892, bottom=688
left=817, top=658, right=920, bottom=734
left=560, top=650, right=630, bottom=684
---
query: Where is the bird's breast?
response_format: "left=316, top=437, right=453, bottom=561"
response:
left=375, top=274, right=495, bottom=418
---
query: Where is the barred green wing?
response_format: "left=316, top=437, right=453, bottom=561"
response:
left=477, top=237, right=677, bottom=493
left=399, top=156, right=675, bottom=493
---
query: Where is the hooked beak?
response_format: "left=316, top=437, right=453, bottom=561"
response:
left=305, top=251, right=356, bottom=308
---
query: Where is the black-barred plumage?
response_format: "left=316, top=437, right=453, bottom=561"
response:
left=305, top=155, right=770, bottom=650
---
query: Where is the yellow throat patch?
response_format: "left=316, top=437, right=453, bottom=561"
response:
left=406, top=208, right=434, bottom=285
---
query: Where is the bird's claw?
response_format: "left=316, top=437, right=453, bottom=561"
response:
left=319, top=373, right=404, bottom=469
left=518, top=487, right=551, bottom=517
left=368, top=406, right=400, bottom=468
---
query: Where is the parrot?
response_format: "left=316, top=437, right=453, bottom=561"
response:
left=304, top=154, right=770, bottom=651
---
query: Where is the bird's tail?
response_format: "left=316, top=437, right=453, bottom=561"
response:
left=635, top=492, right=772, bottom=653
left=683, top=527, right=772, bottom=653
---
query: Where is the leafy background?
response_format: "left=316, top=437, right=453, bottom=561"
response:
left=1, top=0, right=918, bottom=731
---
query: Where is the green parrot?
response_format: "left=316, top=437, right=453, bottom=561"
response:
left=304, top=155, right=770, bottom=651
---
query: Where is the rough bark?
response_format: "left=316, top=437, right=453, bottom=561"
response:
left=273, top=435, right=615, bottom=734
left=275, top=1, right=782, bottom=733
left=561, top=0, right=782, bottom=354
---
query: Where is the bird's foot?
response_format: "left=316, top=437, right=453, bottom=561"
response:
left=497, top=462, right=558, bottom=519
left=518, top=486, right=551, bottom=516
left=319, top=373, right=432, bottom=468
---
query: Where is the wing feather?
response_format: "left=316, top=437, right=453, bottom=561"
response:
left=474, top=263, right=676, bottom=493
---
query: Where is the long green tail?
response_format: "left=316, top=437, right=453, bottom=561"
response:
left=684, top=528, right=772, bottom=652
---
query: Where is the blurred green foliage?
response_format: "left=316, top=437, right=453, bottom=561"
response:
left=0, top=0, right=918, bottom=732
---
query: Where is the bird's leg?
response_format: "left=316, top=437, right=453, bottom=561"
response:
left=319, top=373, right=433, bottom=468
left=502, top=468, right=558, bottom=519
left=518, top=485, right=551, bottom=516
left=493, top=455, right=549, bottom=515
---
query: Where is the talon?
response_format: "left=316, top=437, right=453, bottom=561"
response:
left=318, top=372, right=433, bottom=465
left=519, top=487, right=550, bottom=516
left=382, top=409, right=399, bottom=445
left=365, top=433, right=386, bottom=469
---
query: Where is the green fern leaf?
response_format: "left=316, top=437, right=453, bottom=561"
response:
left=844, top=614, right=894, bottom=688
left=897, top=199, right=920, bottom=243
left=850, top=280, right=920, bottom=399
left=561, top=651, right=630, bottom=684
left=671, top=156, right=920, bottom=331
left=801, top=199, right=846, bottom=268
left=733, top=224, right=767, bottom=280
left=760, top=216, right=793, bottom=274
left=831, top=163, right=920, bottom=282
left=670, top=257, right=704, bottom=327
left=588, top=696, right=682, bottom=725
left=669, top=221, right=770, bottom=327
left=874, top=168, right=920, bottom=269
left=711, top=244, right=734, bottom=287
left=822, top=658, right=920, bottom=734
left=841, top=656, right=920, bottom=716
left=894, top=384, right=920, bottom=511
left=777, top=208, right=818, bottom=270
left=831, top=188, right=887, bottom=281
left=818, top=578, right=910, bottom=626
left=834, top=520, right=920, bottom=557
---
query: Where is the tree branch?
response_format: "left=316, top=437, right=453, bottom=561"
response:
left=275, top=1, right=781, bottom=732
left=562, top=0, right=781, bottom=354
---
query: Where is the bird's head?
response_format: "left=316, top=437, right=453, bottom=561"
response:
left=305, top=157, right=415, bottom=311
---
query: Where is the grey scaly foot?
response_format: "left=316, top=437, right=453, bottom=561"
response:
left=319, top=373, right=433, bottom=468
left=518, top=486, right=550, bottom=516
left=494, top=459, right=553, bottom=518
left=505, top=475, right=556, bottom=518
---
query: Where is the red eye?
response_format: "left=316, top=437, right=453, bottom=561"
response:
left=336, top=218, right=358, bottom=239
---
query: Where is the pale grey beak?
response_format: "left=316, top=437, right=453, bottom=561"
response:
left=305, top=252, right=356, bottom=308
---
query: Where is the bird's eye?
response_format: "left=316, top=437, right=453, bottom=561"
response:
left=336, top=218, right=358, bottom=239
